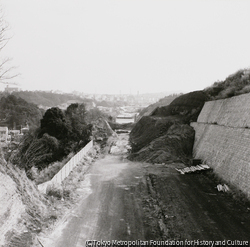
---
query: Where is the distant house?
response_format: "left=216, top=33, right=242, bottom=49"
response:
left=5, top=85, right=19, bottom=93
left=9, top=130, right=23, bottom=142
left=0, top=127, right=8, bottom=142
left=116, top=114, right=135, bottom=124
left=9, top=130, right=20, bottom=136
left=21, top=127, right=29, bottom=134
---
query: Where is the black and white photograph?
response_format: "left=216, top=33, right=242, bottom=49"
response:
left=0, top=0, right=250, bottom=246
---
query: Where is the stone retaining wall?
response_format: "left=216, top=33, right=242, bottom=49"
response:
left=197, top=93, right=250, bottom=128
left=192, top=92, right=250, bottom=198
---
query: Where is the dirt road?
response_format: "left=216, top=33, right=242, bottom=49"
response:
left=44, top=134, right=250, bottom=246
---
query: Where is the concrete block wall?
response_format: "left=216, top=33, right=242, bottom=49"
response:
left=198, top=93, right=250, bottom=128
left=192, top=92, right=250, bottom=198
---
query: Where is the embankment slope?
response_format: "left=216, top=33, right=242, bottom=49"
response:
left=192, top=92, right=250, bottom=198
left=128, top=91, right=207, bottom=164
left=0, top=158, right=49, bottom=246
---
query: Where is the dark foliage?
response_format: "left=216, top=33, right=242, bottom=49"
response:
left=129, top=91, right=208, bottom=161
left=85, top=107, right=108, bottom=123
left=40, top=107, right=69, bottom=140
left=13, top=130, right=59, bottom=170
left=10, top=90, right=88, bottom=107
left=129, top=115, right=182, bottom=153
left=128, top=124, right=195, bottom=164
left=0, top=95, right=43, bottom=129
left=14, top=103, right=92, bottom=170
left=137, top=94, right=180, bottom=120
left=65, top=103, right=92, bottom=152
left=204, top=69, right=250, bottom=99
left=151, top=91, right=209, bottom=122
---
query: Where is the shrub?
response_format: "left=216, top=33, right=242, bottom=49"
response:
left=46, top=183, right=63, bottom=199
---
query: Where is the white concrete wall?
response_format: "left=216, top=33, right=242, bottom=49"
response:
left=38, top=140, right=93, bottom=193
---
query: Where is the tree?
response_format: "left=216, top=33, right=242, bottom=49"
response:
left=13, top=104, right=93, bottom=170
left=65, top=103, right=92, bottom=147
left=0, top=10, right=19, bottom=83
left=13, top=130, right=60, bottom=170
left=40, top=107, right=70, bottom=140
left=0, top=95, right=43, bottom=129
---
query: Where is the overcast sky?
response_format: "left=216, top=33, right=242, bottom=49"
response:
left=1, top=0, right=250, bottom=94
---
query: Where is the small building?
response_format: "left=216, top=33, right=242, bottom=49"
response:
left=9, top=130, right=20, bottom=136
left=21, top=127, right=29, bottom=134
left=5, top=85, right=19, bottom=93
left=9, top=130, right=23, bottom=142
left=116, top=114, right=135, bottom=124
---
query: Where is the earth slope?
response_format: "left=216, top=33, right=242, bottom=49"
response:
left=0, top=153, right=49, bottom=247
left=128, top=91, right=208, bottom=164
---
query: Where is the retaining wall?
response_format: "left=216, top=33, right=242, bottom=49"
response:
left=38, top=140, right=93, bottom=193
left=192, top=92, right=250, bottom=198
left=197, top=93, right=250, bottom=128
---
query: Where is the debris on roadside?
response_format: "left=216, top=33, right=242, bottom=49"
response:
left=217, top=184, right=230, bottom=192
left=175, top=164, right=211, bottom=174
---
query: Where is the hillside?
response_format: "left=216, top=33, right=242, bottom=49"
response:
left=151, top=91, right=208, bottom=122
left=129, top=69, right=250, bottom=163
left=0, top=95, right=44, bottom=129
left=0, top=153, right=50, bottom=247
left=129, top=68, right=250, bottom=164
left=129, top=123, right=194, bottom=164
left=204, top=68, right=250, bottom=99
left=128, top=91, right=208, bottom=163
left=137, top=93, right=180, bottom=120
left=3, top=91, right=90, bottom=108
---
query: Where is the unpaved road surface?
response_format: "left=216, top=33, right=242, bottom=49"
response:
left=44, top=134, right=250, bottom=246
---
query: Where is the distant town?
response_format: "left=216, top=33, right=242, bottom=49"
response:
left=0, top=84, right=182, bottom=144
left=2, top=84, right=181, bottom=107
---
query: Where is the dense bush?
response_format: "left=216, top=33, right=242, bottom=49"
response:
left=204, top=69, right=250, bottom=99
left=13, top=103, right=92, bottom=171
left=0, top=95, right=43, bottom=129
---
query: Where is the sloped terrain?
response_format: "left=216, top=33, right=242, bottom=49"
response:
left=0, top=156, right=50, bottom=247
left=10, top=91, right=87, bottom=108
left=91, top=118, right=115, bottom=143
left=128, top=124, right=194, bottom=164
left=129, top=115, right=182, bottom=153
left=151, top=91, right=209, bottom=122
left=108, top=121, right=134, bottom=131
left=137, top=94, right=180, bottom=120
left=204, top=68, right=250, bottom=100
left=128, top=91, right=207, bottom=164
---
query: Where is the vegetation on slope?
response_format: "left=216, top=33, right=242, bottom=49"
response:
left=3, top=90, right=89, bottom=108
left=12, top=103, right=92, bottom=171
left=0, top=159, right=51, bottom=246
left=204, top=68, right=250, bottom=100
left=0, top=95, right=44, bottom=129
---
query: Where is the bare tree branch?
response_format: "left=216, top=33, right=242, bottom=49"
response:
left=0, top=7, right=20, bottom=84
